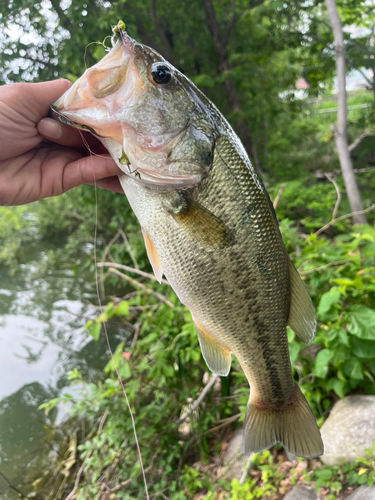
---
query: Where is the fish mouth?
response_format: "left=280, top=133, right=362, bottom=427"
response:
left=50, top=32, right=137, bottom=139
left=49, top=105, right=105, bottom=137
left=126, top=167, right=202, bottom=190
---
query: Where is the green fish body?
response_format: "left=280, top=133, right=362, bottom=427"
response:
left=52, top=25, right=323, bottom=458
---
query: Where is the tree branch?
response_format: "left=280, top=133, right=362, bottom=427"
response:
left=298, top=259, right=350, bottom=275
left=176, top=374, right=219, bottom=425
left=0, top=471, right=30, bottom=499
left=324, top=172, right=341, bottom=221
left=315, top=203, right=375, bottom=236
left=97, top=262, right=170, bottom=286
left=273, top=183, right=287, bottom=209
left=348, top=132, right=371, bottom=152
left=108, top=267, right=174, bottom=307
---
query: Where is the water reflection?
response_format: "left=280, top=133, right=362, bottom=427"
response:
left=0, top=252, right=130, bottom=498
left=0, top=382, right=56, bottom=499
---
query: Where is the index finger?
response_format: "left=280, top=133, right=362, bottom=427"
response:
left=38, top=117, right=104, bottom=150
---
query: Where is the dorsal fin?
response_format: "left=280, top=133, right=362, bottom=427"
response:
left=287, top=258, right=316, bottom=345
left=141, top=227, right=163, bottom=283
left=193, top=317, right=231, bottom=376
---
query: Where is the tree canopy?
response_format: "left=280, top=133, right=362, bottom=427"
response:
left=1, top=0, right=373, bottom=179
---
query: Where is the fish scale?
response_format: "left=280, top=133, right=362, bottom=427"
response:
left=122, top=134, right=292, bottom=406
left=52, top=25, right=323, bottom=458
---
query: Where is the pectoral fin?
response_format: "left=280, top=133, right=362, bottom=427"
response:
left=193, top=317, right=231, bottom=376
left=141, top=228, right=163, bottom=283
left=169, top=195, right=233, bottom=249
left=287, top=258, right=317, bottom=345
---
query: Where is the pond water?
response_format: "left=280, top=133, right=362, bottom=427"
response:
left=0, top=245, right=128, bottom=499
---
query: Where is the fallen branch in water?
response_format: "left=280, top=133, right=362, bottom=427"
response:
left=0, top=470, right=31, bottom=499
left=314, top=203, right=375, bottom=236
left=176, top=373, right=219, bottom=425
left=98, top=261, right=170, bottom=285
left=108, top=267, right=174, bottom=308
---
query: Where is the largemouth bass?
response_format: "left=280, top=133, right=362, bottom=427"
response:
left=52, top=24, right=323, bottom=458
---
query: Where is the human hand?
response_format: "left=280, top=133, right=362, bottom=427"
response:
left=0, top=79, right=123, bottom=206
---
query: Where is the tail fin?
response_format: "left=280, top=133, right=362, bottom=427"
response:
left=243, top=384, right=323, bottom=459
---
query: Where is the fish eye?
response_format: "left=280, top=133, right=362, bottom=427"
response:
left=151, top=64, right=172, bottom=85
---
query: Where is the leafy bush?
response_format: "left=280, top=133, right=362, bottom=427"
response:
left=283, top=223, right=375, bottom=419
left=4, top=172, right=371, bottom=498
left=37, top=293, right=234, bottom=499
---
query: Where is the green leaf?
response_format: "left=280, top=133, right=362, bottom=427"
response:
left=162, top=364, right=174, bottom=377
left=348, top=470, right=358, bottom=486
left=287, top=326, right=295, bottom=343
left=88, top=322, right=101, bottom=342
left=327, top=378, right=345, bottom=398
left=115, top=301, right=129, bottom=316
left=358, top=473, right=368, bottom=485
left=317, top=288, right=341, bottom=319
left=351, top=360, right=364, bottom=380
left=289, top=341, right=302, bottom=365
left=118, top=361, right=131, bottom=379
left=348, top=305, right=375, bottom=340
left=67, top=369, right=82, bottom=380
left=351, top=337, right=375, bottom=359
left=338, top=328, right=349, bottom=346
left=368, top=470, right=374, bottom=486
left=137, top=332, right=158, bottom=346
left=104, top=342, right=125, bottom=374
left=369, top=360, right=375, bottom=375
left=317, top=468, right=333, bottom=480
left=38, top=398, right=60, bottom=415
left=314, top=349, right=333, bottom=378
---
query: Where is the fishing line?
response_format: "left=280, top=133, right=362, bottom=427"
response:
left=91, top=168, right=150, bottom=499
left=83, top=36, right=112, bottom=70
left=77, top=129, right=111, bottom=160
left=49, top=108, right=111, bottom=161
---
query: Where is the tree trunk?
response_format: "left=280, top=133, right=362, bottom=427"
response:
left=324, top=0, right=367, bottom=225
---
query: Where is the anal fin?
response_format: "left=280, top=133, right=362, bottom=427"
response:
left=193, top=317, right=231, bottom=376
left=287, top=258, right=317, bottom=345
left=141, top=228, right=163, bottom=284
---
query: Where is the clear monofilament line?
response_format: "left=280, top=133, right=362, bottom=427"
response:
left=92, top=172, right=150, bottom=499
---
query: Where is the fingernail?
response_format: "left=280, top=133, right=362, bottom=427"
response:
left=38, top=118, right=63, bottom=140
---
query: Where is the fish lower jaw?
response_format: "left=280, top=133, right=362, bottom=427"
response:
left=118, top=166, right=202, bottom=190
